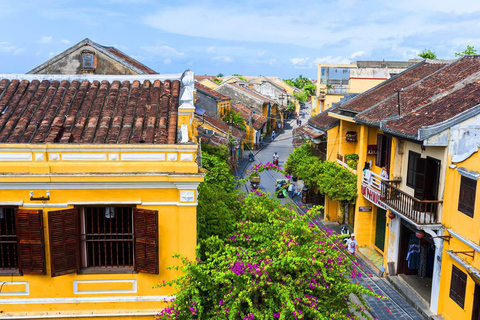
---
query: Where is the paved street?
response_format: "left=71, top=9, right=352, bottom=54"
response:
left=239, top=103, right=426, bottom=320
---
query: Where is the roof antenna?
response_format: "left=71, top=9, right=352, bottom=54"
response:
left=396, top=88, right=404, bottom=116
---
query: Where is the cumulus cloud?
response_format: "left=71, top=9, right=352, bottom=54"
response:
left=141, top=44, right=185, bottom=57
left=290, top=57, right=310, bottom=65
left=312, top=56, right=350, bottom=65
left=39, top=36, right=53, bottom=44
left=350, top=51, right=366, bottom=59
left=60, top=39, right=71, bottom=44
left=206, top=46, right=215, bottom=53
left=213, top=56, right=233, bottom=63
left=0, top=42, right=24, bottom=55
left=163, top=58, right=172, bottom=65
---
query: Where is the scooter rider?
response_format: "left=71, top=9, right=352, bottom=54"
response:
left=273, top=152, right=279, bottom=165
left=248, top=152, right=255, bottom=162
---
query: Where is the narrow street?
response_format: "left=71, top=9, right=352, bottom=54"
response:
left=239, top=103, right=426, bottom=320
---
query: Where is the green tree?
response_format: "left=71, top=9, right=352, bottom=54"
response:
left=455, top=45, right=477, bottom=57
left=303, top=84, right=316, bottom=97
left=217, top=73, right=224, bottom=77
left=222, top=109, right=247, bottom=132
left=157, top=193, right=375, bottom=319
left=418, top=49, right=437, bottom=59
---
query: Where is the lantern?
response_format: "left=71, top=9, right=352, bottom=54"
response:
left=388, top=212, right=396, bottom=220
left=415, top=231, right=425, bottom=239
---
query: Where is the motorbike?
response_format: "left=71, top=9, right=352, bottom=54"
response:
left=273, top=158, right=279, bottom=166
left=250, top=175, right=260, bottom=190
left=248, top=153, right=255, bottom=162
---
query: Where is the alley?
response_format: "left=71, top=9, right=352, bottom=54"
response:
left=240, top=103, right=426, bottom=320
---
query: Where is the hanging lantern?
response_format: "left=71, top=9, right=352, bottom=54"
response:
left=388, top=212, right=396, bottom=220
left=415, top=230, right=425, bottom=239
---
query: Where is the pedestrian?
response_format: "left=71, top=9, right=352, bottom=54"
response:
left=271, top=130, right=276, bottom=142
left=288, top=183, right=295, bottom=198
left=346, top=234, right=358, bottom=255
left=296, top=117, right=299, bottom=125
left=277, top=122, right=281, bottom=131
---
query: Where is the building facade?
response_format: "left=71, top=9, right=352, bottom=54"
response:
left=0, top=72, right=203, bottom=319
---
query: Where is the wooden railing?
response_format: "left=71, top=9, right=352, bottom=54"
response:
left=380, top=181, right=442, bottom=225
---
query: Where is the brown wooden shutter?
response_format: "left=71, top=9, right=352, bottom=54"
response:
left=134, top=208, right=158, bottom=274
left=48, top=209, right=80, bottom=277
left=414, top=158, right=427, bottom=200
left=15, top=209, right=46, bottom=275
left=375, top=134, right=383, bottom=167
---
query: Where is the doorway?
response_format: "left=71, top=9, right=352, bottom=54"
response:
left=375, top=208, right=387, bottom=252
left=472, top=284, right=480, bottom=320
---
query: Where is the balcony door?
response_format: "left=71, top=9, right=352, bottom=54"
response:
left=414, top=157, right=440, bottom=201
left=374, top=208, right=386, bottom=252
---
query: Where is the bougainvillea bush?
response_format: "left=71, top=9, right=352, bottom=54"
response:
left=157, top=193, right=376, bottom=319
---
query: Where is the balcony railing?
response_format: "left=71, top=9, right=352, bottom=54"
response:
left=380, top=181, right=442, bottom=225
left=327, top=87, right=349, bottom=95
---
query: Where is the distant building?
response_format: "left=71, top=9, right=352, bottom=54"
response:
left=194, top=81, right=231, bottom=119
left=312, top=60, right=420, bottom=115
left=29, top=38, right=157, bottom=75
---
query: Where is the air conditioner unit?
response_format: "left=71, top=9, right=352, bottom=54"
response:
left=205, top=129, right=214, bottom=137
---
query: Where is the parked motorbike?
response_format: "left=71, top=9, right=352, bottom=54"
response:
left=248, top=153, right=255, bottom=162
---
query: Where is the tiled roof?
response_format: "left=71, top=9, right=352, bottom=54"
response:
left=383, top=80, right=480, bottom=139
left=195, top=82, right=230, bottom=101
left=294, top=125, right=324, bottom=139
left=0, top=76, right=181, bottom=144
left=231, top=104, right=267, bottom=131
left=104, top=47, right=157, bottom=75
left=195, top=75, right=215, bottom=81
left=228, top=83, right=274, bottom=104
left=340, top=60, right=447, bottom=113
left=308, top=106, right=340, bottom=131
left=201, top=113, right=245, bottom=141
left=356, top=56, right=480, bottom=126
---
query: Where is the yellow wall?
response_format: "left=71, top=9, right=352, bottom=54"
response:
left=0, top=144, right=203, bottom=319
left=349, top=78, right=385, bottom=94
left=200, top=79, right=219, bottom=89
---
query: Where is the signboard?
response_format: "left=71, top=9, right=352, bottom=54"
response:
left=361, top=185, right=387, bottom=210
left=359, top=206, right=372, bottom=212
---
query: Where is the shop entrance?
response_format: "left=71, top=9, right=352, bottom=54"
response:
left=397, top=221, right=435, bottom=302
left=375, top=208, right=386, bottom=252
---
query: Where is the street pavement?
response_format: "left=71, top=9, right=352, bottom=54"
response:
left=237, top=103, right=426, bottom=320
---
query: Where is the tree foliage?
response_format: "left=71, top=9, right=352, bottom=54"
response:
left=222, top=109, right=247, bottom=132
left=284, top=75, right=313, bottom=89
left=418, top=49, right=437, bottom=59
left=285, top=144, right=357, bottom=203
left=455, top=45, right=477, bottom=57
left=157, top=194, right=375, bottom=319
left=217, top=73, right=224, bottom=77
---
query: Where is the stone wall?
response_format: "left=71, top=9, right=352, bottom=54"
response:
left=216, top=85, right=263, bottom=113
left=196, top=91, right=219, bottom=118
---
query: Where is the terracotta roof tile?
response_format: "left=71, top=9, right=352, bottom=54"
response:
left=200, top=113, right=244, bottom=141
left=340, top=61, right=447, bottom=113
left=231, top=104, right=267, bottom=130
left=308, top=106, right=340, bottom=131
left=104, top=47, right=157, bottom=74
left=228, top=83, right=274, bottom=104
left=0, top=77, right=181, bottom=144
left=195, top=82, right=230, bottom=101
left=356, top=56, right=480, bottom=126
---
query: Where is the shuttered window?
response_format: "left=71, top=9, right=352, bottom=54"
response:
left=48, top=209, right=80, bottom=277
left=406, top=151, right=420, bottom=188
left=0, top=208, right=18, bottom=271
left=82, top=54, right=95, bottom=69
left=450, top=265, right=467, bottom=308
left=82, top=207, right=134, bottom=269
left=16, top=209, right=46, bottom=274
left=375, top=134, right=391, bottom=169
left=134, top=208, right=158, bottom=274
left=0, top=208, right=45, bottom=274
left=458, top=176, right=477, bottom=217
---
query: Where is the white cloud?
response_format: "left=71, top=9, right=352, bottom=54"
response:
left=39, top=36, right=53, bottom=44
left=290, top=57, right=310, bottom=65
left=48, top=52, right=55, bottom=57
left=206, top=46, right=215, bottom=53
left=0, top=42, right=24, bottom=55
left=141, top=44, right=185, bottom=57
left=163, top=58, right=172, bottom=65
left=350, top=51, right=366, bottom=59
left=60, top=39, right=70, bottom=44
left=312, top=56, right=350, bottom=65
left=212, top=56, right=233, bottom=63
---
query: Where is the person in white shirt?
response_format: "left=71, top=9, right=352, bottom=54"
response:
left=288, top=183, right=295, bottom=198
left=346, top=234, right=358, bottom=255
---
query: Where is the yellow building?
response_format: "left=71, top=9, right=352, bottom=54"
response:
left=312, top=60, right=418, bottom=116
left=194, top=81, right=231, bottom=119
left=0, top=72, right=204, bottom=319
left=194, top=75, right=219, bottom=89
left=316, top=56, right=480, bottom=318
left=231, top=103, right=267, bottom=150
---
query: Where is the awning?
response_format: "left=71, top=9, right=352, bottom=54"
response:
left=195, top=105, right=207, bottom=116
left=295, top=125, right=324, bottom=139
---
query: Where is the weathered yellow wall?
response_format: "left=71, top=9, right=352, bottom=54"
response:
left=0, top=144, right=202, bottom=319
left=200, top=79, right=219, bottom=89
left=349, top=78, right=385, bottom=94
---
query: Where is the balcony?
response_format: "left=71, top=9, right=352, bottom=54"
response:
left=327, top=87, right=349, bottom=95
left=380, top=181, right=442, bottom=225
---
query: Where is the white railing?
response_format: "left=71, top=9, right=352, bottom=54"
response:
left=362, top=170, right=383, bottom=192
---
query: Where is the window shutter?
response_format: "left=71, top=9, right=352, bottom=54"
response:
left=48, top=209, right=79, bottom=277
left=134, top=208, right=158, bottom=274
left=414, top=158, right=427, bottom=200
left=375, top=134, right=383, bottom=167
left=15, top=209, right=46, bottom=275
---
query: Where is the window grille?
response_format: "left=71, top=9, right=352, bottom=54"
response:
left=0, top=208, right=17, bottom=269
left=82, top=54, right=95, bottom=69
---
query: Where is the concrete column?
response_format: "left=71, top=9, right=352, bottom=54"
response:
left=387, top=214, right=401, bottom=273
left=425, top=228, right=443, bottom=314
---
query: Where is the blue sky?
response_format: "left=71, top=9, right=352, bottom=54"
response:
left=1, top=0, right=479, bottom=79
